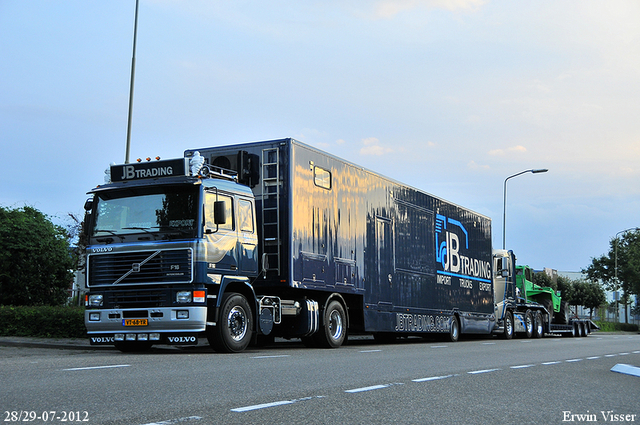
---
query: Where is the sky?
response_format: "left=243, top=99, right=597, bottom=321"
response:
left=1, top=1, right=639, bottom=272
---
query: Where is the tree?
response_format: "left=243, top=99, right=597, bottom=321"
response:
left=583, top=229, right=640, bottom=323
left=0, top=206, right=75, bottom=306
left=570, top=279, right=606, bottom=320
left=533, top=271, right=556, bottom=291
left=556, top=275, right=574, bottom=303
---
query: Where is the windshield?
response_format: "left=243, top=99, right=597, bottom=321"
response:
left=92, top=186, right=199, bottom=237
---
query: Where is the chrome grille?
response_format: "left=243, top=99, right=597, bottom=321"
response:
left=88, top=248, right=192, bottom=286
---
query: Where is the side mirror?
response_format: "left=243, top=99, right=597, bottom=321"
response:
left=213, top=201, right=226, bottom=225
left=84, top=198, right=93, bottom=211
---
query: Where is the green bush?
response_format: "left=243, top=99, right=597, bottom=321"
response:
left=0, top=305, right=86, bottom=338
left=594, top=320, right=639, bottom=332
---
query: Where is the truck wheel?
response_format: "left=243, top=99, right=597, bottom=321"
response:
left=556, top=301, right=570, bottom=325
left=533, top=311, right=544, bottom=338
left=448, top=316, right=460, bottom=342
left=524, top=310, right=534, bottom=338
left=208, top=292, right=253, bottom=353
left=542, top=299, right=554, bottom=324
left=503, top=311, right=514, bottom=340
left=314, top=300, right=347, bottom=348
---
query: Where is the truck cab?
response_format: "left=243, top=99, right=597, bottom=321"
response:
left=84, top=155, right=259, bottom=352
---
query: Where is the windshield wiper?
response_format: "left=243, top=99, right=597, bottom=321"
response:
left=94, top=229, right=124, bottom=243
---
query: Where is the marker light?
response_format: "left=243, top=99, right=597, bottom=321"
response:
left=177, top=310, right=189, bottom=319
left=89, top=312, right=101, bottom=321
left=193, top=290, right=205, bottom=303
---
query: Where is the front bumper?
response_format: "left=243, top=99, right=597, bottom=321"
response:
left=85, top=306, right=207, bottom=344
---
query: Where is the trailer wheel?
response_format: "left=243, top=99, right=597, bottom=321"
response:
left=208, top=292, right=253, bottom=353
left=524, top=310, right=534, bottom=338
left=314, top=300, right=347, bottom=348
left=578, top=322, right=585, bottom=337
left=541, top=299, right=554, bottom=324
left=533, top=311, right=544, bottom=338
left=448, top=316, right=460, bottom=343
left=503, top=311, right=514, bottom=340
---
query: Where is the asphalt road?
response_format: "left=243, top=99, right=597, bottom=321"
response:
left=1, top=333, right=639, bottom=425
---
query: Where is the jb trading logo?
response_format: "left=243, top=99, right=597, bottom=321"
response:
left=435, top=214, right=491, bottom=285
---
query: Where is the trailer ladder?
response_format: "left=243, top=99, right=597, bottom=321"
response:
left=261, top=148, right=282, bottom=276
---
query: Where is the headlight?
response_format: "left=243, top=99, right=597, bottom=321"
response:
left=176, top=291, right=192, bottom=303
left=88, top=294, right=103, bottom=307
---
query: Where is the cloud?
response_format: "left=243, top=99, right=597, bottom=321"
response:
left=488, top=145, right=527, bottom=156
left=467, top=160, right=490, bottom=170
left=359, top=137, right=394, bottom=156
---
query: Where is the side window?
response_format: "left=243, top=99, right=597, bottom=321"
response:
left=238, top=199, right=254, bottom=233
left=206, top=192, right=234, bottom=231
left=314, top=166, right=331, bottom=190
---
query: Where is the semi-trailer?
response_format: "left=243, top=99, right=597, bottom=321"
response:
left=83, top=138, right=592, bottom=352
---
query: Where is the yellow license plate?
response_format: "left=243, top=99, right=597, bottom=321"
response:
left=123, top=319, right=148, bottom=327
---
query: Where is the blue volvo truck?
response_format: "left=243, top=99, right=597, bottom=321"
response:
left=84, top=138, right=528, bottom=352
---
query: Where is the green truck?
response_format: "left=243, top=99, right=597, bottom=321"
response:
left=514, top=265, right=596, bottom=337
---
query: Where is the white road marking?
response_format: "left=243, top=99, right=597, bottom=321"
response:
left=510, top=364, right=534, bottom=369
left=586, top=356, right=601, bottom=360
left=566, top=358, right=583, bottom=362
left=430, top=345, right=448, bottom=348
left=413, top=374, right=455, bottom=382
left=605, top=354, right=618, bottom=357
left=542, top=361, right=561, bottom=365
left=611, top=364, right=640, bottom=377
left=359, top=349, right=382, bottom=353
left=345, top=384, right=390, bottom=393
left=231, top=396, right=314, bottom=412
left=251, top=355, right=290, bottom=359
left=468, top=368, right=500, bottom=374
left=141, top=416, right=202, bottom=425
left=63, top=364, right=130, bottom=371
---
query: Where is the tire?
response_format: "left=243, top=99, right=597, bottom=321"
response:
left=541, top=299, right=554, bottom=324
left=578, top=323, right=585, bottom=337
left=555, top=301, right=570, bottom=325
left=503, top=311, right=514, bottom=340
left=448, top=316, right=460, bottom=343
left=114, top=341, right=153, bottom=353
left=208, top=292, right=253, bottom=353
left=314, top=300, right=347, bottom=348
left=533, top=311, right=544, bottom=338
left=524, top=310, right=534, bottom=338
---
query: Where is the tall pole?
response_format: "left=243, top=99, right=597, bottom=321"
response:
left=125, top=0, right=140, bottom=164
left=502, top=168, right=548, bottom=249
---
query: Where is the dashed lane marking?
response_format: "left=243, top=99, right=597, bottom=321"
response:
left=468, top=368, right=501, bottom=375
left=231, top=396, right=318, bottom=412
left=140, top=416, right=202, bottom=425
left=345, top=384, right=390, bottom=393
left=63, top=364, right=130, bottom=371
left=413, top=374, right=456, bottom=382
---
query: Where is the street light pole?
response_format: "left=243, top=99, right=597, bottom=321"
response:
left=502, top=168, right=548, bottom=250
left=614, top=227, right=640, bottom=323
left=125, top=0, right=140, bottom=164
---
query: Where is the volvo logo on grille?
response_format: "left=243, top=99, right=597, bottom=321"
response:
left=132, top=263, right=141, bottom=272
